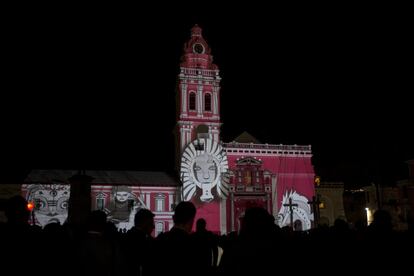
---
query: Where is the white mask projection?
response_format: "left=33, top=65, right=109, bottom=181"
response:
left=26, top=184, right=70, bottom=227
left=181, top=138, right=229, bottom=202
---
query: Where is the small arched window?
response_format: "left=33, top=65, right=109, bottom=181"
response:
left=155, top=221, right=164, bottom=236
left=155, top=194, right=165, bottom=212
left=204, top=93, right=211, bottom=111
left=189, top=92, right=196, bottom=111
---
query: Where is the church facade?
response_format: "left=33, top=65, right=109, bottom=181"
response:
left=21, top=25, right=315, bottom=234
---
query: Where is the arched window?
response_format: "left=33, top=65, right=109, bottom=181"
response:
left=189, top=92, right=196, bottom=111
left=155, top=221, right=164, bottom=236
left=96, top=192, right=106, bottom=210
left=155, top=194, right=165, bottom=212
left=204, top=93, right=211, bottom=111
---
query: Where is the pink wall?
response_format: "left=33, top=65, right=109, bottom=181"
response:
left=227, top=154, right=315, bottom=209
left=192, top=199, right=221, bottom=234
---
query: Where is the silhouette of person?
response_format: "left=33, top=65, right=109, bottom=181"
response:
left=78, top=210, right=122, bottom=276
left=156, top=201, right=198, bottom=276
left=1, top=196, right=42, bottom=275
left=192, top=218, right=221, bottom=272
left=219, top=207, right=277, bottom=274
left=4, top=195, right=30, bottom=226
left=123, top=209, right=155, bottom=276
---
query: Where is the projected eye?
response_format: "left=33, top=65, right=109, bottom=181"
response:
left=194, top=166, right=201, bottom=171
left=209, top=165, right=216, bottom=170
left=34, top=197, right=48, bottom=213
left=37, top=200, right=46, bottom=209
left=60, top=201, right=68, bottom=209
left=57, top=197, right=70, bottom=212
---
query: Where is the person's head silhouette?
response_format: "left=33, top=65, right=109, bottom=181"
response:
left=134, top=208, right=155, bottom=236
left=5, top=195, right=30, bottom=225
left=196, top=218, right=207, bottom=232
left=173, top=201, right=196, bottom=233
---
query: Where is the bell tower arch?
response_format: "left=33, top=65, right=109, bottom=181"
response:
left=176, top=25, right=222, bottom=155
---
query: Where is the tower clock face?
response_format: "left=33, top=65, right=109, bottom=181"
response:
left=193, top=43, right=204, bottom=54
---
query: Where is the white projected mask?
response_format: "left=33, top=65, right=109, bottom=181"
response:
left=27, top=184, right=70, bottom=227
left=181, top=138, right=229, bottom=202
left=193, top=153, right=218, bottom=202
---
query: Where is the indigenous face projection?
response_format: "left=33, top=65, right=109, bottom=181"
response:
left=105, top=185, right=141, bottom=230
left=24, top=184, right=70, bottom=226
left=181, top=138, right=229, bottom=202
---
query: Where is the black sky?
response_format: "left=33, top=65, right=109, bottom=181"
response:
left=1, top=5, right=413, bottom=186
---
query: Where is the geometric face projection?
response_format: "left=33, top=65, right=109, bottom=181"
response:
left=25, top=184, right=70, bottom=227
left=277, top=190, right=314, bottom=230
left=181, top=137, right=229, bottom=202
left=104, top=185, right=143, bottom=231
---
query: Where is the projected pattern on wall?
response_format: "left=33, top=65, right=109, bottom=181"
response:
left=23, top=184, right=70, bottom=227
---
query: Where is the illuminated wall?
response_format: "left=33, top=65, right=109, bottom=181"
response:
left=90, top=185, right=176, bottom=234
left=21, top=184, right=176, bottom=235
left=22, top=184, right=70, bottom=226
left=226, top=146, right=315, bottom=231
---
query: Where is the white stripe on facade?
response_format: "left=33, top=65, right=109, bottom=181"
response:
left=213, top=87, right=218, bottom=115
left=197, top=86, right=203, bottom=116
left=146, top=193, right=151, bottom=210
left=272, top=175, right=278, bottom=216
left=181, top=84, right=187, bottom=113
left=220, top=198, right=227, bottom=235
left=169, top=194, right=173, bottom=211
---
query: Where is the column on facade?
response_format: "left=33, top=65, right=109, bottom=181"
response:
left=180, top=126, right=186, bottom=151
left=186, top=126, right=191, bottom=146
left=211, top=126, right=219, bottom=143
left=272, top=175, right=278, bottom=216
left=220, top=198, right=227, bottom=235
left=197, top=83, right=203, bottom=117
left=266, top=193, right=271, bottom=213
left=181, top=83, right=187, bottom=114
left=169, top=194, right=173, bottom=211
left=146, top=193, right=151, bottom=210
left=230, top=193, right=235, bottom=232
left=213, top=85, right=218, bottom=115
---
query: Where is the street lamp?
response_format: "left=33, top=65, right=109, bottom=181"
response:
left=27, top=201, right=35, bottom=225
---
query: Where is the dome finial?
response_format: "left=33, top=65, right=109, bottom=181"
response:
left=191, top=24, right=202, bottom=37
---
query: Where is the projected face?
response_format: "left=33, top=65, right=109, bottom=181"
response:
left=115, top=191, right=129, bottom=203
left=181, top=137, right=229, bottom=202
left=193, top=153, right=218, bottom=202
left=106, top=186, right=139, bottom=231
left=193, top=153, right=218, bottom=184
left=27, top=184, right=70, bottom=227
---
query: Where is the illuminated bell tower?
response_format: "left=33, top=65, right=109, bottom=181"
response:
left=176, top=24, right=222, bottom=153
left=176, top=25, right=228, bottom=234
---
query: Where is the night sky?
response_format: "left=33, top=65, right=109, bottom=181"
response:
left=1, top=5, right=413, bottom=187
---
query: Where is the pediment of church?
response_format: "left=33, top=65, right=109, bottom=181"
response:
left=236, top=157, right=263, bottom=166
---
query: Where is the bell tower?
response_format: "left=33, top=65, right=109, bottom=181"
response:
left=176, top=25, right=222, bottom=153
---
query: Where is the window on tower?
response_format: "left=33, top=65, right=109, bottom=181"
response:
left=189, top=92, right=196, bottom=111
left=205, top=93, right=211, bottom=111
left=155, top=194, right=165, bottom=212
left=155, top=221, right=164, bottom=236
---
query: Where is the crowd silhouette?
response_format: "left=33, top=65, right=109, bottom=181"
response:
left=0, top=195, right=412, bottom=276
